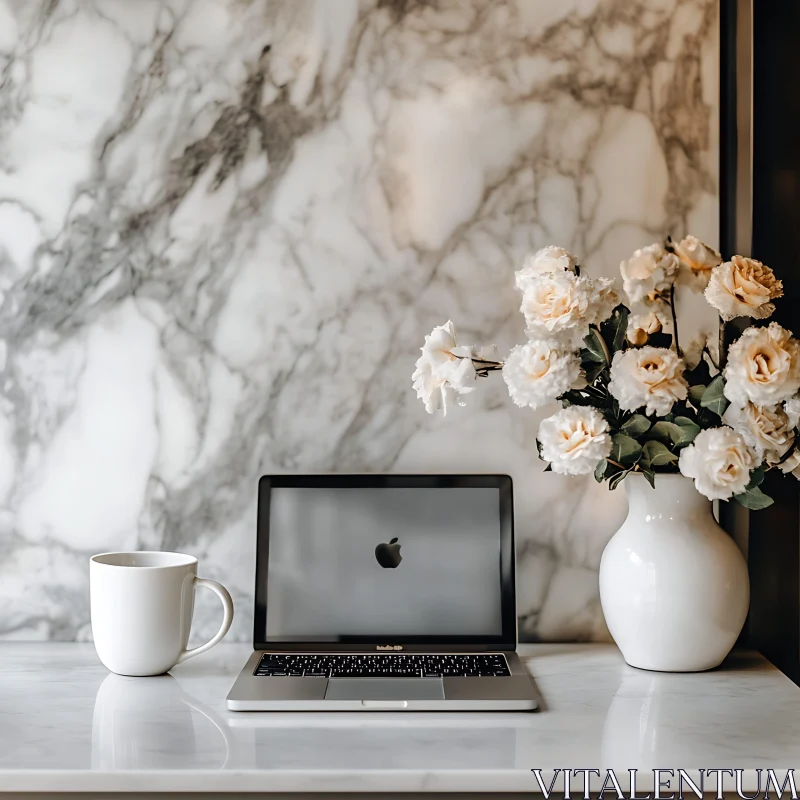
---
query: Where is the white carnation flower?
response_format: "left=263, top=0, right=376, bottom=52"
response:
left=590, top=276, right=619, bottom=325
left=705, top=256, right=783, bottom=321
left=520, top=271, right=617, bottom=348
left=673, top=235, right=722, bottom=291
left=620, top=243, right=679, bottom=306
left=502, top=341, right=581, bottom=410
left=678, top=426, right=757, bottom=500
left=538, top=406, right=611, bottom=476
left=412, top=320, right=476, bottom=415
left=515, top=246, right=578, bottom=292
left=784, top=395, right=800, bottom=429
left=608, top=346, right=688, bottom=416
left=723, top=323, right=800, bottom=407
left=722, top=402, right=793, bottom=461
left=779, top=449, right=800, bottom=479
left=520, top=270, right=592, bottom=348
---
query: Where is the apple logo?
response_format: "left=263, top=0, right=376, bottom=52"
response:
left=375, top=537, right=402, bottom=568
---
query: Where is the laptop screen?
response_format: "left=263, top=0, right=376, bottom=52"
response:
left=262, top=485, right=505, bottom=642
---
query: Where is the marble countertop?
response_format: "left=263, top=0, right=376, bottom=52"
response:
left=2, top=643, right=800, bottom=795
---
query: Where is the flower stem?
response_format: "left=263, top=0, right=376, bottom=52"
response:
left=470, top=356, right=505, bottom=377
left=669, top=285, right=682, bottom=357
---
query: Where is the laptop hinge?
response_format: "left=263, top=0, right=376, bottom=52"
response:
left=254, top=642, right=516, bottom=653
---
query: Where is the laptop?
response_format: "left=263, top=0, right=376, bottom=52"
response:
left=226, top=474, right=539, bottom=711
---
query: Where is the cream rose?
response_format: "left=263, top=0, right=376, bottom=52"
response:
left=620, top=243, right=679, bottom=306
left=515, top=246, right=578, bottom=291
left=538, top=406, right=611, bottom=476
left=608, top=346, right=688, bottom=416
left=412, top=321, right=476, bottom=415
left=723, top=322, right=800, bottom=407
left=722, top=402, right=794, bottom=461
left=705, top=256, right=783, bottom=321
left=673, top=235, right=722, bottom=290
left=626, top=309, right=662, bottom=346
left=502, top=341, right=581, bottom=410
left=679, top=426, right=757, bottom=500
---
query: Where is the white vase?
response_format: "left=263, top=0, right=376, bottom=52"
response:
left=599, top=473, right=749, bottom=672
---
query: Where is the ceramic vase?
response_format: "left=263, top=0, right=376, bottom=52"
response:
left=599, top=473, right=749, bottom=672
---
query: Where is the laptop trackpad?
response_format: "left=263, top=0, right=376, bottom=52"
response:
left=325, top=678, right=445, bottom=701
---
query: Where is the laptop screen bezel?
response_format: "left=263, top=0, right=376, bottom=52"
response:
left=253, top=474, right=516, bottom=651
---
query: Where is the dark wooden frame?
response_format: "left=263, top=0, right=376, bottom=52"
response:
left=728, top=0, right=800, bottom=685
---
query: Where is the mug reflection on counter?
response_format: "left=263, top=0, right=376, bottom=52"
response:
left=91, top=672, right=230, bottom=770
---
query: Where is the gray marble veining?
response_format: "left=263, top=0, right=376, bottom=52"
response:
left=0, top=0, right=719, bottom=642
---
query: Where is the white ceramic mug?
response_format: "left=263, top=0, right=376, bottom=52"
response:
left=90, top=551, right=234, bottom=677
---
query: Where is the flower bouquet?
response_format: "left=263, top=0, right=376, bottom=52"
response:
left=412, top=238, right=798, bottom=509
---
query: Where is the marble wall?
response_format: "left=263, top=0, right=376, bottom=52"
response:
left=0, top=0, right=719, bottom=642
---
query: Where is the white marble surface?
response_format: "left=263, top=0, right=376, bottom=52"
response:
left=0, top=0, right=720, bottom=643
left=1, top=643, right=799, bottom=794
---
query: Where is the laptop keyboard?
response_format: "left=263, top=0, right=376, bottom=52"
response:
left=255, top=653, right=511, bottom=678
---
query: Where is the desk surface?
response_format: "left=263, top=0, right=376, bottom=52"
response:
left=1, top=643, right=799, bottom=794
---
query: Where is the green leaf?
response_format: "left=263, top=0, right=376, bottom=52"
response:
left=582, top=328, right=608, bottom=364
left=543, top=462, right=553, bottom=472
left=583, top=361, right=606, bottom=385
left=688, top=384, right=707, bottom=407
left=621, top=414, right=651, bottom=436
left=650, top=420, right=685, bottom=444
left=746, top=467, right=766, bottom=490
left=648, top=418, right=699, bottom=447
left=641, top=440, right=679, bottom=468
left=673, top=416, right=701, bottom=445
left=600, top=305, right=630, bottom=354
left=700, top=375, right=730, bottom=418
left=608, top=469, right=630, bottom=490
left=734, top=487, right=774, bottom=510
left=611, top=433, right=642, bottom=466
left=560, top=390, right=595, bottom=407
left=639, top=467, right=656, bottom=488
left=594, top=459, right=607, bottom=483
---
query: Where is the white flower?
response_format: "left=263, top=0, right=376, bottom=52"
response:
left=591, top=276, right=619, bottom=325
left=682, top=329, right=719, bottom=371
left=608, top=346, right=688, bottom=416
left=626, top=308, right=662, bottom=346
left=723, top=323, right=800, bottom=407
left=620, top=243, right=679, bottom=306
left=520, top=271, right=617, bottom=348
left=679, top=426, right=758, bottom=501
left=784, top=395, right=800, bottom=429
left=538, top=406, right=611, bottom=476
left=705, top=256, right=783, bottom=321
left=515, top=246, right=578, bottom=292
left=502, top=341, right=581, bottom=409
left=412, top=321, right=476, bottom=415
left=520, top=270, right=592, bottom=347
left=779, top=449, right=800, bottom=479
left=673, top=235, right=722, bottom=290
left=722, top=402, right=794, bottom=461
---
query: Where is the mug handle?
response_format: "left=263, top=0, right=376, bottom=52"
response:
left=176, top=577, right=234, bottom=665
